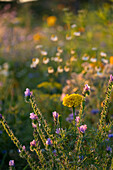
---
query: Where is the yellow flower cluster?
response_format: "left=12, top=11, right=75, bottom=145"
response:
left=47, top=16, right=57, bottom=26
left=63, top=94, right=82, bottom=107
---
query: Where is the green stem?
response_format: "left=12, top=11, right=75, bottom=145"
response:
left=72, top=106, right=75, bottom=124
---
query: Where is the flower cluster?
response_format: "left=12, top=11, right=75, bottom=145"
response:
left=9, top=160, right=14, bottom=167
left=1, top=76, right=113, bottom=169
left=52, top=111, right=59, bottom=120
left=78, top=124, right=87, bottom=133
left=30, top=113, right=38, bottom=120
left=63, top=94, right=82, bottom=107
left=46, top=138, right=52, bottom=145
left=24, top=88, right=32, bottom=102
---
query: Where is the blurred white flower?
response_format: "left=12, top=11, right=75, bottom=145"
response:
left=3, top=62, right=9, bottom=70
left=73, top=32, right=80, bottom=36
left=95, top=66, right=101, bottom=72
left=40, top=50, right=48, bottom=56
left=48, top=67, right=54, bottom=74
left=50, top=35, right=58, bottom=42
left=66, top=34, right=72, bottom=40
left=43, top=57, right=49, bottom=64
left=70, top=56, right=77, bottom=62
left=70, top=50, right=75, bottom=55
left=90, top=58, right=97, bottom=62
left=56, top=52, right=61, bottom=56
left=82, top=55, right=89, bottom=61
left=100, top=52, right=107, bottom=57
left=30, top=58, right=39, bottom=68
left=64, top=66, right=70, bottom=72
left=57, top=47, right=63, bottom=53
left=57, top=66, right=63, bottom=73
left=71, top=24, right=77, bottom=28
left=92, top=47, right=97, bottom=51
left=35, top=45, right=43, bottom=49
left=101, top=58, right=108, bottom=64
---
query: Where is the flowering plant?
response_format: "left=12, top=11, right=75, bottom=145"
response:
left=0, top=75, right=113, bottom=169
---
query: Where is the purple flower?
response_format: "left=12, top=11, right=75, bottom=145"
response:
left=30, top=140, right=36, bottom=147
left=30, top=113, right=38, bottom=120
left=52, top=111, right=59, bottom=119
left=9, top=160, right=14, bottom=166
left=108, top=134, right=113, bottom=138
left=79, top=124, right=87, bottom=133
left=66, top=113, right=76, bottom=122
left=46, top=138, right=52, bottom=145
left=0, top=114, right=2, bottom=119
left=91, top=109, right=99, bottom=115
left=106, top=146, right=112, bottom=152
left=24, top=88, right=31, bottom=97
left=56, top=128, right=62, bottom=134
left=53, top=149, right=57, bottom=156
left=109, top=74, right=113, bottom=82
left=75, top=116, right=80, bottom=123
left=32, top=123, right=37, bottom=128
left=79, top=155, right=84, bottom=160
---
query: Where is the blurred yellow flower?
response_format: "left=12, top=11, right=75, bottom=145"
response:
left=63, top=94, right=82, bottom=107
left=47, top=16, right=57, bottom=26
left=33, top=33, right=41, bottom=41
left=110, top=56, right=113, bottom=65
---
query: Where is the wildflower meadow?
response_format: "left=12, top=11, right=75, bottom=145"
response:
left=0, top=1, right=113, bottom=169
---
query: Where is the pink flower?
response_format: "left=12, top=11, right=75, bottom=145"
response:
left=24, top=88, right=31, bottom=97
left=9, top=160, right=14, bottom=166
left=32, top=123, right=37, bottom=128
left=30, top=113, right=38, bottom=120
left=79, top=125, right=87, bottom=133
left=75, top=116, right=80, bottom=123
left=109, top=74, right=113, bottom=82
left=30, top=140, right=36, bottom=147
left=18, top=145, right=26, bottom=153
